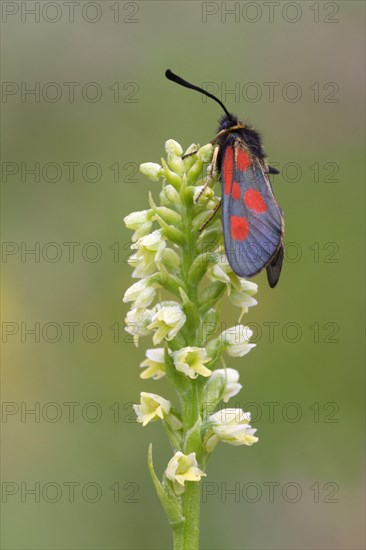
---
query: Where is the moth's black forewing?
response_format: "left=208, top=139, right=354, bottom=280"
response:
left=216, top=115, right=284, bottom=286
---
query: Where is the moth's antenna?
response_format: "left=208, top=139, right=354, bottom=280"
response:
left=165, top=69, right=231, bottom=118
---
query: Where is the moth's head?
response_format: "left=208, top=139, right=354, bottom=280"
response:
left=219, top=113, right=242, bottom=131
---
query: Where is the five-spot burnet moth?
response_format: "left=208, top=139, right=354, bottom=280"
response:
left=165, top=69, right=284, bottom=288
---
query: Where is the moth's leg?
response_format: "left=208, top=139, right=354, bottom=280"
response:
left=198, top=199, right=222, bottom=231
left=182, top=150, right=198, bottom=159
left=194, top=144, right=220, bottom=204
left=268, top=166, right=280, bottom=174
left=204, top=143, right=220, bottom=187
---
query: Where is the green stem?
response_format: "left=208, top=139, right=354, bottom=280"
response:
left=178, top=179, right=202, bottom=550
left=172, top=523, right=184, bottom=550
left=180, top=381, right=201, bottom=549
left=182, top=481, right=201, bottom=550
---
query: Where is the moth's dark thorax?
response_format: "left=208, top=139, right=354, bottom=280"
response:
left=241, top=127, right=266, bottom=160
left=216, top=126, right=265, bottom=175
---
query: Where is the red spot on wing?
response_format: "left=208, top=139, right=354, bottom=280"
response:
left=231, top=216, right=249, bottom=241
left=232, top=181, right=241, bottom=200
left=237, top=148, right=251, bottom=171
left=244, top=188, right=267, bottom=213
left=223, top=147, right=234, bottom=195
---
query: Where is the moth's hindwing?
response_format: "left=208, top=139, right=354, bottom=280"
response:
left=266, top=243, right=284, bottom=288
left=221, top=140, right=284, bottom=278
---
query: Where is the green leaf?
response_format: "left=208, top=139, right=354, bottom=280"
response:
left=181, top=185, right=195, bottom=206
left=156, top=206, right=183, bottom=225
left=147, top=444, right=184, bottom=525
left=191, top=210, right=216, bottom=231
left=187, top=159, right=203, bottom=185
left=161, top=158, right=182, bottom=190
left=158, top=263, right=186, bottom=297
left=198, top=282, right=226, bottom=313
left=196, top=223, right=222, bottom=255
left=179, top=288, right=201, bottom=343
left=163, top=421, right=183, bottom=451
left=149, top=192, right=183, bottom=226
left=201, top=308, right=220, bottom=343
left=164, top=345, right=190, bottom=391
left=155, top=214, right=185, bottom=246
left=188, top=253, right=216, bottom=286
left=183, top=417, right=206, bottom=463
left=167, top=154, right=184, bottom=175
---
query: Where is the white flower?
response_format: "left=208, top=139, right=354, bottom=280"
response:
left=124, top=307, right=153, bottom=346
left=209, top=369, right=242, bottom=403
left=207, top=253, right=236, bottom=289
left=123, top=278, right=158, bottom=309
left=139, top=162, right=163, bottom=181
left=221, top=325, right=256, bottom=357
left=165, top=139, right=183, bottom=157
left=204, top=409, right=258, bottom=452
left=172, top=347, right=212, bottom=379
left=165, top=451, right=206, bottom=495
left=229, top=279, right=258, bottom=312
left=133, top=392, right=171, bottom=427
left=238, top=279, right=258, bottom=295
left=147, top=302, right=186, bottom=345
left=208, top=262, right=231, bottom=284
left=140, top=348, right=166, bottom=380
left=208, top=254, right=258, bottom=312
left=128, top=230, right=166, bottom=278
left=123, top=210, right=154, bottom=241
left=229, top=291, right=257, bottom=309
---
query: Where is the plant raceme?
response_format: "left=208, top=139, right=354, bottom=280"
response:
left=124, top=139, right=258, bottom=550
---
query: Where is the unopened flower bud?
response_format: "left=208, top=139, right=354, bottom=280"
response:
left=165, top=139, right=183, bottom=157
left=197, top=143, right=214, bottom=163
left=159, top=184, right=181, bottom=206
left=139, top=162, right=163, bottom=181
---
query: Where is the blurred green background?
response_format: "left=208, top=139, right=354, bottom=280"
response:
left=1, top=1, right=364, bottom=549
